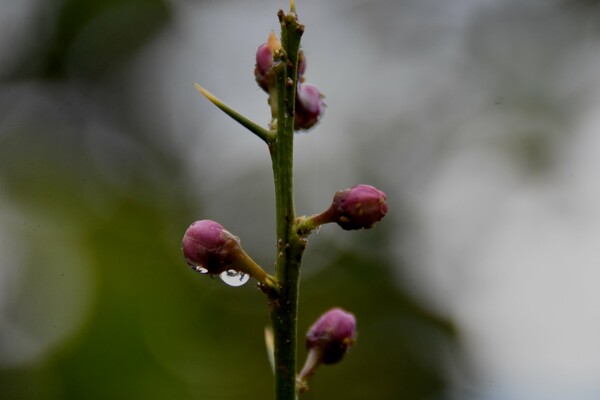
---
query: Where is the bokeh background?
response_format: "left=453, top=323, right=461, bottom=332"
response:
left=2, top=0, right=600, bottom=399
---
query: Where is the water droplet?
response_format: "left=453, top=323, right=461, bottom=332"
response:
left=219, top=270, right=250, bottom=287
left=192, top=265, right=209, bottom=274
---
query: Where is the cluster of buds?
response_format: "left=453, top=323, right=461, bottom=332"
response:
left=182, top=184, right=386, bottom=278
left=254, top=32, right=324, bottom=130
left=297, top=308, right=357, bottom=393
left=182, top=184, right=385, bottom=384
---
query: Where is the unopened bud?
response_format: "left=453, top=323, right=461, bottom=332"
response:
left=294, top=83, right=324, bottom=130
left=330, top=184, right=388, bottom=230
left=182, top=220, right=242, bottom=274
left=255, top=32, right=281, bottom=92
left=297, top=308, right=357, bottom=392
left=306, top=307, right=357, bottom=364
left=303, top=184, right=388, bottom=232
left=182, top=220, right=275, bottom=289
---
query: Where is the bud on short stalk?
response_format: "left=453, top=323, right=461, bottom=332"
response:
left=297, top=307, right=357, bottom=392
left=182, top=220, right=275, bottom=288
left=297, top=184, right=388, bottom=234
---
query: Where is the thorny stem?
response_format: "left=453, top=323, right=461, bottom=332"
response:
left=268, top=6, right=305, bottom=400
left=194, top=3, right=306, bottom=399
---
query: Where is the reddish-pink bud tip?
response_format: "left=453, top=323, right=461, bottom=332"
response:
left=306, top=307, right=357, bottom=365
left=331, top=184, right=388, bottom=230
left=182, top=220, right=241, bottom=274
left=294, top=83, right=324, bottom=130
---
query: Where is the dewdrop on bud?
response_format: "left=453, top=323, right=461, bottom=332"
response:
left=182, top=220, right=274, bottom=288
left=294, top=83, right=324, bottom=131
left=255, top=32, right=281, bottom=92
left=297, top=308, right=357, bottom=392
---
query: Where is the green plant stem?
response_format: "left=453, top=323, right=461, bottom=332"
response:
left=268, top=8, right=305, bottom=400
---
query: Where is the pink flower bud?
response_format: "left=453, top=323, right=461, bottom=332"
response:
left=182, top=220, right=242, bottom=274
left=255, top=32, right=281, bottom=92
left=297, top=307, right=357, bottom=392
left=306, top=307, right=357, bottom=365
left=255, top=44, right=272, bottom=92
left=294, top=83, right=324, bottom=130
left=332, top=184, right=388, bottom=230
left=296, top=185, right=388, bottom=235
left=256, top=45, right=273, bottom=75
left=182, top=220, right=276, bottom=290
left=313, top=184, right=388, bottom=230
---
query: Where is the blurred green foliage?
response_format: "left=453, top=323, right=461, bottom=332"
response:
left=0, top=1, right=455, bottom=399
